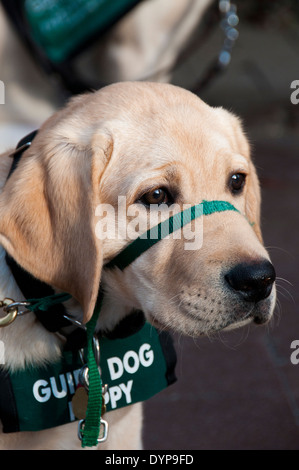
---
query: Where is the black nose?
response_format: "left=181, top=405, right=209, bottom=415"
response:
left=225, top=260, right=276, bottom=303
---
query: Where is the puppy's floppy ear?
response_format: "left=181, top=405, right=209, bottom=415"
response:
left=0, top=129, right=113, bottom=323
left=245, top=162, right=263, bottom=242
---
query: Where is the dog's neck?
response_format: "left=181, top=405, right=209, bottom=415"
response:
left=0, top=245, right=63, bottom=370
left=0, top=249, right=132, bottom=370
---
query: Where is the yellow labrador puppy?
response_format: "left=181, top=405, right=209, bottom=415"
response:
left=0, top=82, right=276, bottom=449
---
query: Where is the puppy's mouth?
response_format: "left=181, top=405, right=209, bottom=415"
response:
left=146, top=293, right=275, bottom=336
left=141, top=260, right=276, bottom=336
left=222, top=302, right=273, bottom=332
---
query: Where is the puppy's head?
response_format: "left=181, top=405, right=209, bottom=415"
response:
left=0, top=82, right=276, bottom=335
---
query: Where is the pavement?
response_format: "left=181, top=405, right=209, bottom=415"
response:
left=143, top=16, right=299, bottom=450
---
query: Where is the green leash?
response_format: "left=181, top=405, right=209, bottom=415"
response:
left=21, top=200, right=242, bottom=447
left=80, top=294, right=104, bottom=447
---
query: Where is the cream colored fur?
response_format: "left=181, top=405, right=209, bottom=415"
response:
left=0, top=82, right=276, bottom=449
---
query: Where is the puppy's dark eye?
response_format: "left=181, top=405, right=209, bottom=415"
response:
left=229, top=173, right=246, bottom=194
left=140, top=188, right=171, bottom=206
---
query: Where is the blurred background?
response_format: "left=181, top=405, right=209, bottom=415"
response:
left=0, top=0, right=298, bottom=450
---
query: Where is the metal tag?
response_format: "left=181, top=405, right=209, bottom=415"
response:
left=72, top=386, right=89, bottom=420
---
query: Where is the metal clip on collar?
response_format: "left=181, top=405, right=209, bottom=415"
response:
left=78, top=417, right=108, bottom=444
left=0, top=298, right=31, bottom=327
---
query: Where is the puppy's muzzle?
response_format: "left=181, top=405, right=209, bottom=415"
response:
left=225, top=259, right=276, bottom=303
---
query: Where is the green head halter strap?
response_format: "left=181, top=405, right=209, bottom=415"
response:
left=80, top=199, right=240, bottom=446
left=105, top=200, right=239, bottom=271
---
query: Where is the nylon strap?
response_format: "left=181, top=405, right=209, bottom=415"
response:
left=26, top=293, right=72, bottom=312
left=81, top=293, right=103, bottom=447
left=105, top=200, right=239, bottom=271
